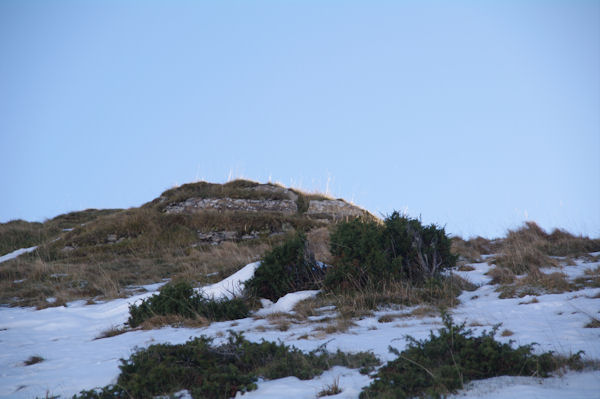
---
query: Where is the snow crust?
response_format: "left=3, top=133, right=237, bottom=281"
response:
left=450, top=370, right=600, bottom=399
left=0, top=246, right=37, bottom=264
left=255, top=290, right=320, bottom=316
left=1, top=257, right=599, bottom=398
left=196, top=261, right=260, bottom=299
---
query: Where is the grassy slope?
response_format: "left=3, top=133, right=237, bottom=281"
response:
left=0, top=180, right=348, bottom=307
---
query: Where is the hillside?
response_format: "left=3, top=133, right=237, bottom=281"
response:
left=1, top=245, right=599, bottom=398
left=1, top=182, right=599, bottom=398
left=0, top=180, right=373, bottom=307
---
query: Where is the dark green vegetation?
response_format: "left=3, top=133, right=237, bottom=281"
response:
left=128, top=281, right=250, bottom=328
left=246, top=212, right=458, bottom=303
left=244, top=232, right=325, bottom=301
left=360, top=313, right=584, bottom=399
left=325, top=212, right=456, bottom=292
left=73, top=332, right=379, bottom=399
left=244, top=214, right=473, bottom=320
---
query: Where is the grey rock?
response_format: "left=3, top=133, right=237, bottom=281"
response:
left=306, top=199, right=367, bottom=220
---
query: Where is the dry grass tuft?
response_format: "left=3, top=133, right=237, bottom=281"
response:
left=451, top=236, right=497, bottom=263
left=457, top=265, right=475, bottom=272
left=496, top=269, right=574, bottom=299
left=261, top=312, right=294, bottom=331
left=307, top=275, right=475, bottom=320
left=138, top=314, right=209, bottom=330
left=500, top=329, right=514, bottom=337
left=521, top=271, right=572, bottom=293
left=518, top=297, right=539, bottom=305
left=486, top=267, right=516, bottom=285
left=313, top=317, right=357, bottom=335
left=452, top=235, right=501, bottom=265
left=494, top=222, right=600, bottom=275
left=24, top=355, right=44, bottom=366
left=585, top=319, right=600, bottom=328
left=377, top=315, right=394, bottom=323
left=318, top=376, right=342, bottom=397
left=574, top=266, right=600, bottom=289
left=409, top=305, right=437, bottom=317
left=95, top=325, right=128, bottom=340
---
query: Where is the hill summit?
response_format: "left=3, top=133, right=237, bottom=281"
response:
left=0, top=180, right=373, bottom=307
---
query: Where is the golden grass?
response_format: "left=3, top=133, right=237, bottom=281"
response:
left=293, top=275, right=475, bottom=321
left=317, top=377, right=342, bottom=397
left=493, top=267, right=575, bottom=299
left=0, top=239, right=273, bottom=308
left=486, top=267, right=517, bottom=285
left=313, top=317, right=357, bottom=335
left=518, top=297, right=540, bottom=305
left=139, top=314, right=209, bottom=330
left=0, top=209, right=121, bottom=256
left=574, top=266, right=600, bottom=289
left=95, top=325, right=128, bottom=340
left=494, top=222, right=599, bottom=275
left=1, top=180, right=338, bottom=307
left=451, top=236, right=499, bottom=263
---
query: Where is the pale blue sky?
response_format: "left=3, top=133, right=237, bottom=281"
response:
left=1, top=1, right=599, bottom=238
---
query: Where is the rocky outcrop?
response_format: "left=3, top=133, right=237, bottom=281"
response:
left=195, top=229, right=286, bottom=246
left=164, top=197, right=298, bottom=214
left=249, top=185, right=299, bottom=201
left=305, top=199, right=368, bottom=220
left=162, top=182, right=373, bottom=222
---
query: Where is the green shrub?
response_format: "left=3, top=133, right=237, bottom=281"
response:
left=73, top=332, right=379, bottom=399
left=359, top=312, right=575, bottom=399
left=128, top=281, right=249, bottom=327
left=244, top=233, right=325, bottom=301
left=326, top=212, right=456, bottom=291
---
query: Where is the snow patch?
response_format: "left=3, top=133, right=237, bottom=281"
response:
left=450, top=370, right=600, bottom=399
left=255, top=290, right=320, bottom=316
left=0, top=246, right=37, bottom=264
left=196, top=261, right=260, bottom=299
left=1, top=258, right=599, bottom=398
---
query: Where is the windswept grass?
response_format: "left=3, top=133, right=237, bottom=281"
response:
left=0, top=239, right=273, bottom=308
left=0, top=209, right=121, bottom=256
left=494, top=222, right=600, bottom=274
left=451, top=236, right=499, bottom=263
left=483, top=222, right=600, bottom=298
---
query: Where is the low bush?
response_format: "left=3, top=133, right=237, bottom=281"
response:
left=244, top=233, right=325, bottom=301
left=359, top=312, right=581, bottom=399
left=73, top=332, right=379, bottom=399
left=128, top=281, right=249, bottom=328
left=325, top=212, right=456, bottom=292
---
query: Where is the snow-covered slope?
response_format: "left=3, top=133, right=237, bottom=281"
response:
left=0, top=256, right=599, bottom=398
